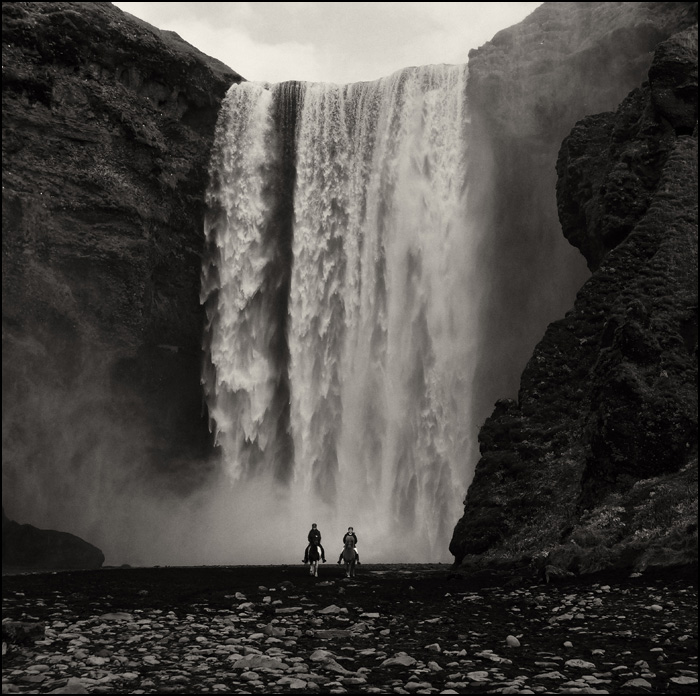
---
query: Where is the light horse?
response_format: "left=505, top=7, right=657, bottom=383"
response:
left=308, top=540, right=322, bottom=577
left=342, top=537, right=357, bottom=578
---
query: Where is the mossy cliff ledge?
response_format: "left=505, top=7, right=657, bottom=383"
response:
left=2, top=2, right=241, bottom=566
left=450, top=25, right=698, bottom=578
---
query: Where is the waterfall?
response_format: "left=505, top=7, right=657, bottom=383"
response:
left=203, top=64, right=478, bottom=563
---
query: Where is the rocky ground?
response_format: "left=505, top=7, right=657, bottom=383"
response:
left=1, top=564, right=697, bottom=694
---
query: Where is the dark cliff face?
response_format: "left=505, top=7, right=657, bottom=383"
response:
left=465, top=0, right=698, bottom=439
left=2, top=2, right=241, bottom=560
left=451, top=21, right=698, bottom=577
left=3, top=507, right=105, bottom=571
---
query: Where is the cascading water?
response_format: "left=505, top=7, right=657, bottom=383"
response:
left=203, top=64, right=480, bottom=563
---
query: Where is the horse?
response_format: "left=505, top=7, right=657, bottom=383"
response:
left=308, top=540, right=322, bottom=577
left=342, top=537, right=357, bottom=578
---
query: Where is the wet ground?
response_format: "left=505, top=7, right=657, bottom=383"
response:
left=2, top=564, right=697, bottom=694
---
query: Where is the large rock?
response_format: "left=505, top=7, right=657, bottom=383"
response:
left=2, top=508, right=104, bottom=570
left=450, top=25, right=698, bottom=576
left=649, top=25, right=698, bottom=134
left=2, top=2, right=241, bottom=560
left=557, top=25, right=698, bottom=269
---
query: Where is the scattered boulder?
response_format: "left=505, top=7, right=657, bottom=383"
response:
left=2, top=620, right=45, bottom=646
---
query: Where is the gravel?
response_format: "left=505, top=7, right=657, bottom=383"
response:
left=2, top=564, right=697, bottom=694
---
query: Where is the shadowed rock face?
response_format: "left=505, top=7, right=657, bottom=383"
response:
left=464, top=0, right=699, bottom=438
left=2, top=507, right=104, bottom=571
left=2, top=2, right=241, bottom=555
left=451, top=24, right=698, bottom=577
left=558, top=25, right=698, bottom=270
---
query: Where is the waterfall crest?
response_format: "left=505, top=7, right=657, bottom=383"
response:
left=203, top=65, right=478, bottom=562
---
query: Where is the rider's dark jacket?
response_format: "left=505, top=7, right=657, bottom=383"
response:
left=342, top=532, right=358, bottom=546
left=308, top=528, right=322, bottom=544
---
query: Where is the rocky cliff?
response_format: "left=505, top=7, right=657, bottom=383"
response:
left=2, top=2, right=241, bottom=564
left=465, top=0, right=698, bottom=439
left=451, top=20, right=698, bottom=577
left=2, top=507, right=104, bottom=571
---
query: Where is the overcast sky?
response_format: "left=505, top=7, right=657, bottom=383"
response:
left=112, top=2, right=542, bottom=84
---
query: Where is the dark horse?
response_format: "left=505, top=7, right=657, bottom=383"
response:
left=308, top=540, right=322, bottom=577
left=342, top=537, right=357, bottom=578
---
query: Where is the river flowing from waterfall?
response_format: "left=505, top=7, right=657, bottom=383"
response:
left=202, top=65, right=480, bottom=563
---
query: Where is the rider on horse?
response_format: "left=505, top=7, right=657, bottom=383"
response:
left=303, top=523, right=327, bottom=563
left=337, top=526, right=360, bottom=565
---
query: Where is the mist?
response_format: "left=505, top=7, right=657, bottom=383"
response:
left=199, top=66, right=482, bottom=564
